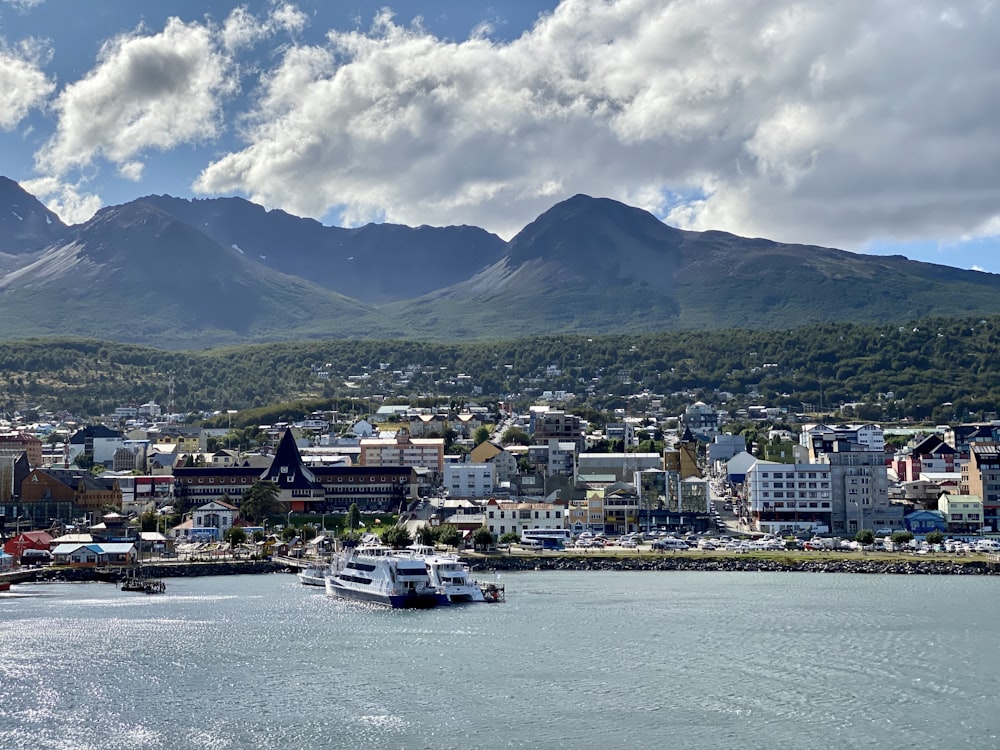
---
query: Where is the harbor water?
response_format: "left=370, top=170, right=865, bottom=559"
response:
left=1, top=570, right=998, bottom=749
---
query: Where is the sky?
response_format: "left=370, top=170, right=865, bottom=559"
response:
left=1, top=0, right=999, bottom=273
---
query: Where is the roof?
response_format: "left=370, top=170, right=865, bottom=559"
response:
left=69, top=425, right=122, bottom=444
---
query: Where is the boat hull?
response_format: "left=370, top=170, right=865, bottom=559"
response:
left=325, top=579, right=438, bottom=609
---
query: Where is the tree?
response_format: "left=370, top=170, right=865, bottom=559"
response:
left=472, top=526, right=495, bottom=551
left=225, top=526, right=247, bottom=546
left=501, top=427, right=530, bottom=446
left=854, top=529, right=875, bottom=545
left=381, top=524, right=412, bottom=549
left=925, top=530, right=944, bottom=546
left=499, top=531, right=520, bottom=546
left=891, top=530, right=915, bottom=546
left=473, top=426, right=491, bottom=446
left=346, top=503, right=362, bottom=534
left=417, top=523, right=436, bottom=546
left=436, top=523, right=462, bottom=548
left=240, top=481, right=283, bottom=525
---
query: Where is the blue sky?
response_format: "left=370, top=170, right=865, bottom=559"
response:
left=2, top=0, right=999, bottom=274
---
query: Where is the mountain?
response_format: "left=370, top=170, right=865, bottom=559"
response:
left=138, top=194, right=506, bottom=303
left=387, top=194, right=1000, bottom=337
left=0, top=177, right=69, bottom=276
left=2, top=177, right=1000, bottom=348
left=0, top=200, right=389, bottom=348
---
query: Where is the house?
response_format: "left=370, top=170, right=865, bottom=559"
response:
left=482, top=498, right=567, bottom=539
left=51, top=542, right=136, bottom=567
left=937, top=493, right=984, bottom=534
left=469, top=442, right=519, bottom=484
left=903, top=509, right=948, bottom=535
left=3, top=530, right=54, bottom=558
left=191, top=499, right=240, bottom=540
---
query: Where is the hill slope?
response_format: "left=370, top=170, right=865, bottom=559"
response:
left=138, top=194, right=506, bottom=303
left=387, top=194, right=1000, bottom=337
left=0, top=201, right=389, bottom=347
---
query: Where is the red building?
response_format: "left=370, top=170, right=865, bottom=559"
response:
left=3, top=530, right=54, bottom=558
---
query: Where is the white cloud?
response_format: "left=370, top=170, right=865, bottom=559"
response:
left=222, top=4, right=308, bottom=52
left=0, top=38, right=54, bottom=130
left=20, top=175, right=102, bottom=225
left=1, top=0, right=44, bottom=12
left=36, top=17, right=237, bottom=179
left=189, top=1, right=1000, bottom=248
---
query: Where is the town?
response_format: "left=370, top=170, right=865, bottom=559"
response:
left=2, top=386, right=998, bottom=576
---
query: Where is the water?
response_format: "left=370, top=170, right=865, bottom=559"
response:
left=1, top=570, right=999, bottom=749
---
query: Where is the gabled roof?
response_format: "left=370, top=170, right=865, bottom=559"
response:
left=911, top=434, right=956, bottom=456
left=261, top=428, right=321, bottom=490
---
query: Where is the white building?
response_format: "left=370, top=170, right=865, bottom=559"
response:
left=800, top=423, right=885, bottom=457
left=482, top=498, right=567, bottom=538
left=747, top=461, right=834, bottom=534
left=443, top=462, right=496, bottom=497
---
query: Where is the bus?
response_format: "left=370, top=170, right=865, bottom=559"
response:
left=520, top=529, right=571, bottom=550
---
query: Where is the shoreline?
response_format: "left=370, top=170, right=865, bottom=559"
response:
left=6, top=553, right=999, bottom=584
left=464, top=553, right=1000, bottom=576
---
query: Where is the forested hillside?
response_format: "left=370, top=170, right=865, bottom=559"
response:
left=1, top=315, right=998, bottom=424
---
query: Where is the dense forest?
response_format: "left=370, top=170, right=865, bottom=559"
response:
left=1, top=314, right=999, bottom=425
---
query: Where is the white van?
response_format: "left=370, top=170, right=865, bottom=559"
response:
left=652, top=537, right=690, bottom=551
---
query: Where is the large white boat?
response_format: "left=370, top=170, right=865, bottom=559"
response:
left=325, top=544, right=439, bottom=609
left=405, top=545, right=485, bottom=604
left=297, top=561, right=330, bottom=587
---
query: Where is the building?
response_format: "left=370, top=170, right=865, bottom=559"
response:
left=962, top=443, right=1000, bottom=532
left=443, top=462, right=495, bottom=497
left=482, top=498, right=567, bottom=538
left=191, top=500, right=240, bottom=540
left=800, top=423, right=885, bottom=459
left=3, top=530, right=54, bottom=558
left=708, top=433, right=746, bottom=465
left=937, top=493, right=983, bottom=534
left=173, top=429, right=418, bottom=514
left=576, top=452, right=662, bottom=483
left=527, top=439, right=577, bottom=478
left=359, top=429, right=445, bottom=473
left=747, top=461, right=834, bottom=534
left=821, top=447, right=898, bottom=534
left=0, top=432, right=43, bottom=467
left=680, top=402, right=719, bottom=438
left=468, top=442, right=519, bottom=485
left=530, top=410, right=584, bottom=451
left=67, top=425, right=126, bottom=466
left=891, top=434, right=959, bottom=484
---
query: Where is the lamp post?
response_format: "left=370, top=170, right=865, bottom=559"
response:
left=226, top=410, right=238, bottom=451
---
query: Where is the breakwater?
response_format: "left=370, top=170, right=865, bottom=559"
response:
left=465, top=554, right=999, bottom=575
left=28, top=560, right=285, bottom=583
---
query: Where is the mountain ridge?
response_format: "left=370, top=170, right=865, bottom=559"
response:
left=0, top=176, right=998, bottom=348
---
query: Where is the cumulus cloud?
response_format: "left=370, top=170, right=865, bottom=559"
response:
left=20, top=175, right=102, bottom=225
left=222, top=3, right=306, bottom=52
left=0, top=38, right=54, bottom=130
left=192, top=0, right=1000, bottom=248
left=36, top=17, right=237, bottom=179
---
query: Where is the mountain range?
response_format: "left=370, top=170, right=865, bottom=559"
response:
left=1, top=175, right=998, bottom=349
